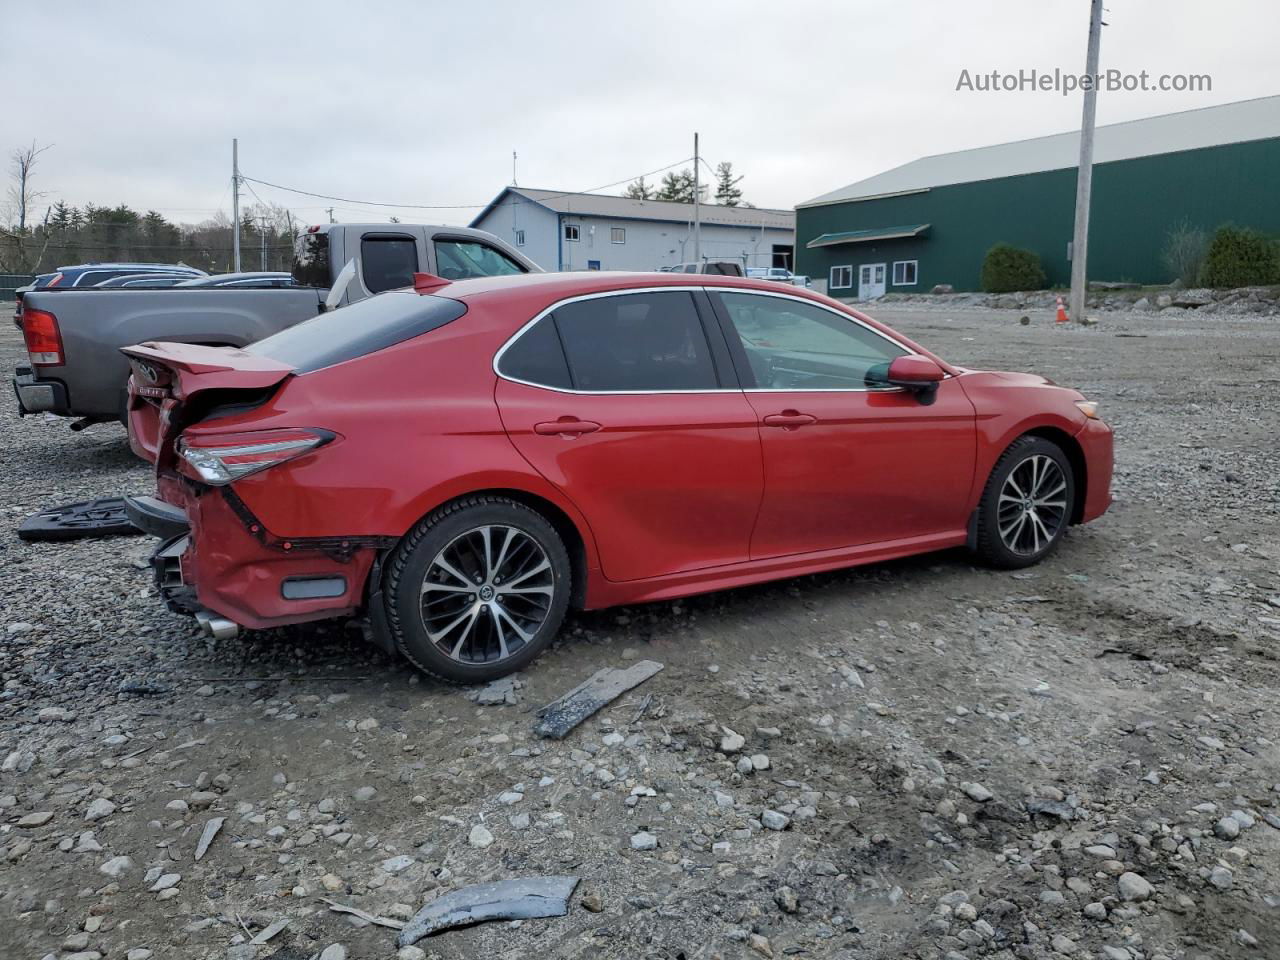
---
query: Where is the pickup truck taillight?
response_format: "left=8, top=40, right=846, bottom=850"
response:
left=177, top=428, right=334, bottom=485
left=22, top=308, right=64, bottom=366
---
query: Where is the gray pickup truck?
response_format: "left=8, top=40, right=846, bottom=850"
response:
left=13, top=223, right=537, bottom=426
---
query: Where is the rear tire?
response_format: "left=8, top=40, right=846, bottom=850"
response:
left=973, top=436, right=1075, bottom=569
left=384, top=496, right=572, bottom=683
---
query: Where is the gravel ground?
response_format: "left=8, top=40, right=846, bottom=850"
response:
left=1, top=302, right=1278, bottom=960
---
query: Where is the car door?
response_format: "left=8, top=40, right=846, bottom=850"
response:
left=494, top=288, right=764, bottom=582
left=709, top=289, right=976, bottom=559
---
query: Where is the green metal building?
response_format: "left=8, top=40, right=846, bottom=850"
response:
left=796, top=96, right=1280, bottom=297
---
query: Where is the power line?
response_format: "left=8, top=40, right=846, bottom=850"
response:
left=238, top=157, right=695, bottom=212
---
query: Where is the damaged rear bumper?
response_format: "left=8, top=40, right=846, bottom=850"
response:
left=133, top=488, right=384, bottom=633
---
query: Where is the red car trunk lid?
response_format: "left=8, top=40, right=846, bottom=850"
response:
left=122, top=341, right=294, bottom=465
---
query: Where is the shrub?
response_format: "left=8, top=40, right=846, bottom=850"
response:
left=1199, top=224, right=1280, bottom=288
left=980, top=244, right=1047, bottom=293
left=1161, top=220, right=1208, bottom=286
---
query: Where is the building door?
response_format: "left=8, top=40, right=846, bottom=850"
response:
left=858, top=263, right=886, bottom=299
left=771, top=244, right=794, bottom=270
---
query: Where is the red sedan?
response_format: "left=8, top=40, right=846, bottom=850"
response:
left=123, top=272, right=1112, bottom=682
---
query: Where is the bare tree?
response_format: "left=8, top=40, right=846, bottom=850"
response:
left=1, top=141, right=54, bottom=272
left=6, top=140, right=53, bottom=232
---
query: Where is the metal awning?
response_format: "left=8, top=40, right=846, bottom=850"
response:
left=806, top=224, right=931, bottom=248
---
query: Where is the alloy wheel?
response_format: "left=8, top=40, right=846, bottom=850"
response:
left=419, top=524, right=555, bottom=664
left=997, top=454, right=1068, bottom=556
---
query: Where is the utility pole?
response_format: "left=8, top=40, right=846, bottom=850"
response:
left=258, top=216, right=268, bottom=271
left=326, top=207, right=335, bottom=224
left=1069, top=0, right=1104, bottom=325
left=693, top=132, right=701, bottom=262
left=231, top=138, right=242, bottom=272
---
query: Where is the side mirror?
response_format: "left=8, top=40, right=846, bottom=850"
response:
left=886, top=355, right=945, bottom=401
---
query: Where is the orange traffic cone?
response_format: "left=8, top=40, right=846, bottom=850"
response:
left=1055, top=296, right=1069, bottom=324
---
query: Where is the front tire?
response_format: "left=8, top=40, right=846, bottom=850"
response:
left=384, top=496, right=572, bottom=683
left=973, top=436, right=1075, bottom=569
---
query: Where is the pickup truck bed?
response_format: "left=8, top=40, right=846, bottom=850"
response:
left=14, top=287, right=325, bottom=420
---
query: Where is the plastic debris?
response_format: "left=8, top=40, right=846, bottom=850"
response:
left=533, top=660, right=663, bottom=739
left=397, top=876, right=580, bottom=945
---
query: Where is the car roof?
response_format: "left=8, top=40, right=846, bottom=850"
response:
left=439, top=270, right=822, bottom=304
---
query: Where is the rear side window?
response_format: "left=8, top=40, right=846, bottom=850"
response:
left=553, top=291, right=716, bottom=391
left=292, top=231, right=331, bottom=287
left=434, top=239, right=526, bottom=280
left=361, top=234, right=419, bottom=294
left=498, top=316, right=571, bottom=389
left=246, top=291, right=466, bottom=373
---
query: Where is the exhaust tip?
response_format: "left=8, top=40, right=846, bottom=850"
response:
left=194, top=609, right=240, bottom=641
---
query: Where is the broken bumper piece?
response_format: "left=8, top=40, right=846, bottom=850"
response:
left=398, top=875, right=580, bottom=946
left=124, top=495, right=190, bottom=540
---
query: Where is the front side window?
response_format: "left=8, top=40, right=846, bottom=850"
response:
left=564, top=224, right=580, bottom=242
left=434, top=239, right=526, bottom=280
left=611, top=227, right=625, bottom=244
left=505, top=291, right=718, bottom=392
left=829, top=265, right=852, bottom=289
left=716, top=291, right=907, bottom=390
left=360, top=234, right=418, bottom=294
left=892, top=260, right=918, bottom=285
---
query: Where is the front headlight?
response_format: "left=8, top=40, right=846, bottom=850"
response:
left=1075, top=400, right=1100, bottom=419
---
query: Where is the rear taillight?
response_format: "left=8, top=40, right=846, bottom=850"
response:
left=22, top=308, right=64, bottom=366
left=177, top=428, right=334, bottom=485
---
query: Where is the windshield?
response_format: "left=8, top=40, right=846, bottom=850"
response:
left=292, top=231, right=331, bottom=287
left=246, top=291, right=466, bottom=373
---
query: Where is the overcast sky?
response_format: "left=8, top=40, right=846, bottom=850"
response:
left=3, top=0, right=1274, bottom=228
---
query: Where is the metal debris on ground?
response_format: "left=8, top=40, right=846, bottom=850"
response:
left=532, top=660, right=664, bottom=739
left=194, top=816, right=225, bottom=861
left=248, top=917, right=290, bottom=944
left=397, top=876, right=580, bottom=946
left=17, top=496, right=141, bottom=541
left=320, top=898, right=405, bottom=930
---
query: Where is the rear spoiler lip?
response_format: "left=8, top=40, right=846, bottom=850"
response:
left=121, top=341, right=295, bottom=398
left=120, top=340, right=295, bottom=376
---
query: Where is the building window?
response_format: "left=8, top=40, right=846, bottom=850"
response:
left=611, top=227, right=625, bottom=244
left=564, top=224, right=580, bottom=242
left=830, top=265, right=853, bottom=289
left=515, top=229, right=525, bottom=246
left=587, top=260, right=601, bottom=270
left=892, top=260, right=918, bottom=285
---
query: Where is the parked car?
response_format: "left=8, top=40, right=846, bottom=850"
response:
left=122, top=271, right=1113, bottom=682
left=13, top=264, right=205, bottom=322
left=745, top=266, right=810, bottom=287
left=13, top=224, right=537, bottom=426
left=95, top=274, right=201, bottom=288
left=175, top=272, right=297, bottom=288
left=42, top=262, right=207, bottom=288
left=667, top=260, right=745, bottom=276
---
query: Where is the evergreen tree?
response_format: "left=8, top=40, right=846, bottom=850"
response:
left=714, top=162, right=744, bottom=206
left=655, top=169, right=696, bottom=203
left=623, top=176, right=653, bottom=200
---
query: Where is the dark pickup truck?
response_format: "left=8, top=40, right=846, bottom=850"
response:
left=13, top=224, right=537, bottom=425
